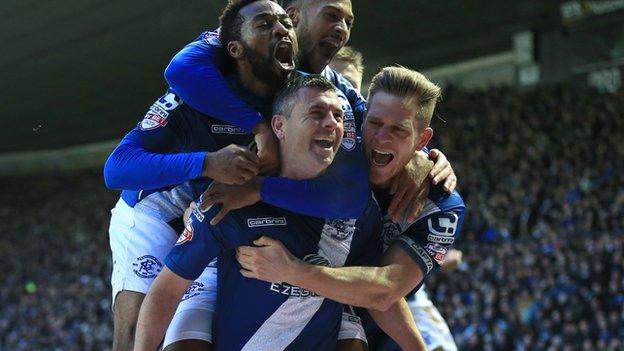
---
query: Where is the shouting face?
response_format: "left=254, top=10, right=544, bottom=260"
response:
left=364, top=91, right=433, bottom=187
left=274, top=87, right=344, bottom=179
left=291, top=0, right=354, bottom=73
left=236, top=1, right=299, bottom=89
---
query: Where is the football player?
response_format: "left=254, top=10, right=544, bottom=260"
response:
left=330, top=47, right=462, bottom=351
left=135, top=75, right=384, bottom=351
left=329, top=46, right=364, bottom=92
left=163, top=0, right=457, bottom=225
left=104, top=1, right=300, bottom=349
left=236, top=66, right=466, bottom=351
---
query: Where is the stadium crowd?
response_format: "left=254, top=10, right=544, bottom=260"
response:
left=0, top=84, right=622, bottom=350
left=0, top=175, right=116, bottom=350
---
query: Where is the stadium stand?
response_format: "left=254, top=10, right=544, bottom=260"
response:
left=1, top=84, right=622, bottom=350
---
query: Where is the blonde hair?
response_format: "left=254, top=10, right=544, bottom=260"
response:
left=367, top=66, right=441, bottom=129
left=332, top=46, right=364, bottom=76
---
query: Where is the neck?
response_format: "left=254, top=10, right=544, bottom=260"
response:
left=371, top=180, right=391, bottom=191
left=279, top=166, right=312, bottom=180
left=279, top=160, right=314, bottom=180
left=298, top=52, right=327, bottom=74
left=236, top=62, right=274, bottom=97
left=279, top=148, right=321, bottom=180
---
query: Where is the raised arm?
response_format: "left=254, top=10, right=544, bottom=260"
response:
left=165, top=33, right=262, bottom=133
left=103, top=131, right=205, bottom=190
left=201, top=140, right=370, bottom=223
left=103, top=90, right=204, bottom=190
left=103, top=90, right=262, bottom=191
left=260, top=144, right=369, bottom=218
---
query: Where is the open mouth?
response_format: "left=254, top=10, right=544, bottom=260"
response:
left=273, top=41, right=295, bottom=71
left=314, top=137, right=335, bottom=150
left=320, top=36, right=343, bottom=51
left=371, top=149, right=394, bottom=166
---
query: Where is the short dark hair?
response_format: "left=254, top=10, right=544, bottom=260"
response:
left=219, top=0, right=271, bottom=46
left=273, top=74, right=336, bottom=117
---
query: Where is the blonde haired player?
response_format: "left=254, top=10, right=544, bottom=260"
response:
left=330, top=51, right=462, bottom=351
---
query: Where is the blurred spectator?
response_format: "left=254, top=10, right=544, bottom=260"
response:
left=430, top=85, right=624, bottom=243
left=427, top=234, right=624, bottom=350
left=0, top=173, right=116, bottom=350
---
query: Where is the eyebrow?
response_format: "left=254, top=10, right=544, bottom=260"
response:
left=323, top=4, right=354, bottom=21
left=308, top=102, right=329, bottom=111
left=308, top=101, right=343, bottom=113
left=251, top=12, right=290, bottom=22
left=394, top=120, right=413, bottom=128
left=366, top=115, right=412, bottom=128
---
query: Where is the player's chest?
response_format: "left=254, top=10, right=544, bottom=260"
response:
left=244, top=215, right=361, bottom=268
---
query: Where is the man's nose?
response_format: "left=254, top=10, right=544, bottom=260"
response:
left=334, top=19, right=349, bottom=41
left=374, top=127, right=392, bottom=144
left=323, top=111, right=341, bottom=129
left=273, top=21, right=289, bottom=37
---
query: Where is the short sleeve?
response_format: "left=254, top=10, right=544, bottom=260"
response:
left=391, top=209, right=465, bottom=277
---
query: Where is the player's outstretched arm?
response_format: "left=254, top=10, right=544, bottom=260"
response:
left=103, top=129, right=206, bottom=190
left=165, top=36, right=262, bottom=133
left=260, top=156, right=370, bottom=218
left=368, top=299, right=427, bottom=351
left=104, top=134, right=261, bottom=190
left=236, top=236, right=423, bottom=311
left=202, top=149, right=370, bottom=223
left=134, top=267, right=191, bottom=351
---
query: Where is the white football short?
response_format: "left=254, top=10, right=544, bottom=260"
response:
left=110, top=197, right=367, bottom=348
left=161, top=267, right=367, bottom=347
left=163, top=266, right=218, bottom=348
left=109, top=198, right=178, bottom=305
left=339, top=305, right=367, bottom=343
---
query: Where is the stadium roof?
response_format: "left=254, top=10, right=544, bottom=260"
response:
left=1, top=0, right=565, bottom=152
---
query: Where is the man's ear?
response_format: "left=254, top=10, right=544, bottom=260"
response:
left=416, top=127, right=433, bottom=151
left=227, top=41, right=244, bottom=59
left=286, top=5, right=300, bottom=27
left=272, top=114, right=287, bottom=140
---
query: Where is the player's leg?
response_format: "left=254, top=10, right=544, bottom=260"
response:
left=337, top=306, right=369, bottom=351
left=109, top=199, right=179, bottom=350
left=163, top=266, right=218, bottom=351
left=112, top=291, right=145, bottom=351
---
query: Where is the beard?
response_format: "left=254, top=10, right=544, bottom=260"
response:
left=294, top=26, right=336, bottom=73
left=241, top=42, right=289, bottom=92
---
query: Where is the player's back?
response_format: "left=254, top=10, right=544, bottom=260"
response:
left=210, top=197, right=382, bottom=350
